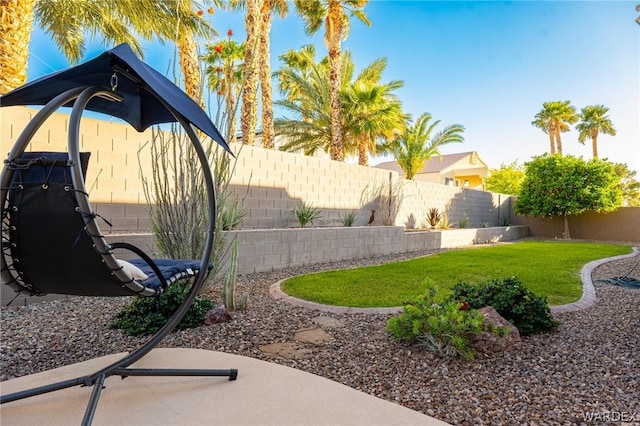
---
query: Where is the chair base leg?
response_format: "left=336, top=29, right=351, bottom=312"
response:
left=113, top=367, right=238, bottom=380
left=1, top=366, right=238, bottom=425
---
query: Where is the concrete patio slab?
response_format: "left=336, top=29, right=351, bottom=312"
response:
left=0, top=348, right=448, bottom=426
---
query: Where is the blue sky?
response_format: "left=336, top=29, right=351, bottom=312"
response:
left=28, top=1, right=640, bottom=173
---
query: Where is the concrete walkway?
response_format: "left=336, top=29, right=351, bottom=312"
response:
left=0, top=348, right=448, bottom=426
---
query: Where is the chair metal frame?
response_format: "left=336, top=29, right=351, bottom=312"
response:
left=0, top=86, right=237, bottom=425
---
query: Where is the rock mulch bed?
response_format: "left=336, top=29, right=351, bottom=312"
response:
left=1, top=245, right=639, bottom=425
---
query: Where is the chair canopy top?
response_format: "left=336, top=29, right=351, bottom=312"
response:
left=0, top=43, right=231, bottom=154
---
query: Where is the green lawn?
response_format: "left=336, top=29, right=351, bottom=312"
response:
left=280, top=241, right=631, bottom=308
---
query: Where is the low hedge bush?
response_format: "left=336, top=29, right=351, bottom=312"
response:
left=449, top=276, right=558, bottom=335
left=110, top=282, right=213, bottom=336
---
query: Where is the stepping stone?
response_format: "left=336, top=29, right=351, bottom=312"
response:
left=312, top=316, right=344, bottom=328
left=294, top=327, right=331, bottom=344
left=258, top=342, right=312, bottom=360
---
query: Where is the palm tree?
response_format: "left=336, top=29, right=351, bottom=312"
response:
left=0, top=0, right=36, bottom=94
left=293, top=0, right=371, bottom=161
left=235, top=0, right=261, bottom=146
left=275, top=44, right=317, bottom=122
left=1, top=0, right=214, bottom=100
left=274, top=56, right=333, bottom=156
left=342, top=58, right=407, bottom=165
left=202, top=35, right=246, bottom=143
left=275, top=50, right=404, bottom=164
left=381, top=113, right=465, bottom=180
left=531, top=100, right=578, bottom=156
left=576, top=105, right=616, bottom=159
left=258, top=0, right=288, bottom=149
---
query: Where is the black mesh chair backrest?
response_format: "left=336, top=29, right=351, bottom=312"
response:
left=5, top=152, right=138, bottom=296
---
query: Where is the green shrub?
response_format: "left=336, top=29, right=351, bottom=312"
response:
left=111, top=282, right=214, bottom=336
left=449, top=276, right=558, bottom=336
left=458, top=217, right=469, bottom=228
left=387, top=281, right=486, bottom=360
left=341, top=210, right=357, bottom=227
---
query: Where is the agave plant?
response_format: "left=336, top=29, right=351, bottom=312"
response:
left=426, top=208, right=442, bottom=229
left=293, top=202, right=322, bottom=228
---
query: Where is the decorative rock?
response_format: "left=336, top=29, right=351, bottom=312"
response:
left=203, top=305, right=232, bottom=325
left=258, top=342, right=312, bottom=360
left=469, top=306, right=522, bottom=354
left=294, top=327, right=332, bottom=344
left=312, top=316, right=344, bottom=328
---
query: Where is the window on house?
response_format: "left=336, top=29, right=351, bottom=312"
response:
left=464, top=180, right=470, bottom=187
left=445, top=177, right=454, bottom=186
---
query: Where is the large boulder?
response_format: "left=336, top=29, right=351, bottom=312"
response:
left=469, top=306, right=522, bottom=354
left=204, top=305, right=232, bottom=325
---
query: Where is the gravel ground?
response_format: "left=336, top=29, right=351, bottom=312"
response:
left=1, top=242, right=639, bottom=425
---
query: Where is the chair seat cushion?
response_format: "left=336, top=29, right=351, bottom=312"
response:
left=128, top=259, right=211, bottom=290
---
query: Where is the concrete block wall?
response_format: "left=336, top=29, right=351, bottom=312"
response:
left=515, top=207, right=640, bottom=242
left=3, top=106, right=511, bottom=231
left=2, top=106, right=153, bottom=205
left=227, top=226, right=406, bottom=273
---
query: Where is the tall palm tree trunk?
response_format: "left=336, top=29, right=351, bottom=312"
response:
left=327, top=1, right=344, bottom=161
left=178, top=31, right=205, bottom=109
left=555, top=130, right=563, bottom=156
left=591, top=129, right=599, bottom=159
left=226, top=70, right=237, bottom=142
left=259, top=0, right=275, bottom=149
left=241, top=0, right=261, bottom=146
left=548, top=132, right=556, bottom=155
left=0, top=0, right=36, bottom=94
left=358, top=137, right=369, bottom=166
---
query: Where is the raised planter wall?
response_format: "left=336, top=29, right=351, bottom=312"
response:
left=2, top=226, right=528, bottom=306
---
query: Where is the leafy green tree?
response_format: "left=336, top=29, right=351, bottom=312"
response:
left=485, top=161, right=525, bottom=195
left=379, top=113, right=465, bottom=180
left=576, top=104, right=616, bottom=159
left=613, top=163, right=640, bottom=207
left=515, top=155, right=622, bottom=238
left=294, top=0, right=371, bottom=161
left=531, top=100, right=578, bottom=156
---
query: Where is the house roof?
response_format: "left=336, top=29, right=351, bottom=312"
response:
left=374, top=152, right=483, bottom=175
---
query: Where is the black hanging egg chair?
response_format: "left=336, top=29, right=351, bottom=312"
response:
left=0, top=43, right=237, bottom=425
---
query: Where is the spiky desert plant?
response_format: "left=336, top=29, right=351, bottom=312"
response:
left=222, top=239, right=248, bottom=311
